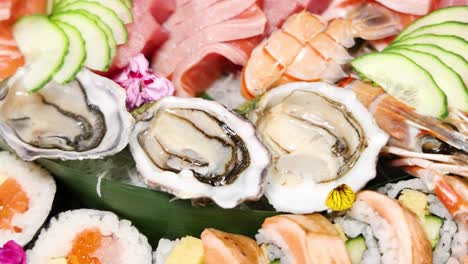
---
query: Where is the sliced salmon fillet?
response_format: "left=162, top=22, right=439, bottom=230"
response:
left=0, top=178, right=30, bottom=232
left=0, top=0, right=47, bottom=80
left=201, top=228, right=268, bottom=264
left=259, top=214, right=351, bottom=264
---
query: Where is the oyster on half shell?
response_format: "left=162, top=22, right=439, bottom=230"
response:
left=248, top=82, right=389, bottom=213
left=0, top=69, right=134, bottom=161
left=129, top=97, right=271, bottom=208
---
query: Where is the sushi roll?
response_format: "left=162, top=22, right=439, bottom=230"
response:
left=379, top=178, right=467, bottom=264
left=28, top=209, right=152, bottom=264
left=332, top=190, right=432, bottom=264
left=0, top=151, right=56, bottom=246
left=256, top=214, right=351, bottom=264
left=154, top=228, right=268, bottom=264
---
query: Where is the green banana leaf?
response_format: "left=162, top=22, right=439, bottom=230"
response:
left=37, top=149, right=278, bottom=247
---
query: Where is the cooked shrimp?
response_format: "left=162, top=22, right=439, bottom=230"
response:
left=241, top=3, right=400, bottom=99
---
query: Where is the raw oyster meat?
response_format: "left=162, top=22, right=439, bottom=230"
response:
left=247, top=82, right=389, bottom=213
left=130, top=97, right=271, bottom=208
left=0, top=69, right=134, bottom=160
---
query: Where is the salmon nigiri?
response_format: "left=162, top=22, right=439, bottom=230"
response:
left=256, top=214, right=351, bottom=264
left=201, top=228, right=269, bottom=264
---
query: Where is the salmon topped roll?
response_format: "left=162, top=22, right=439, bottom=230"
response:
left=154, top=229, right=268, bottom=264
left=256, top=214, right=351, bottom=264
left=379, top=178, right=468, bottom=264
left=0, top=151, right=56, bottom=246
left=27, top=209, right=152, bottom=264
left=332, top=190, right=433, bottom=264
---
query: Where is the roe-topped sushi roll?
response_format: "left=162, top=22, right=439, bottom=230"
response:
left=28, top=209, right=152, bottom=264
left=0, top=151, right=56, bottom=246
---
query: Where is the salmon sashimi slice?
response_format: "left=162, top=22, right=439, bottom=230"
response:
left=257, top=214, right=351, bottom=264
left=0, top=177, right=30, bottom=233
left=350, top=191, right=433, bottom=264
left=201, top=228, right=268, bottom=264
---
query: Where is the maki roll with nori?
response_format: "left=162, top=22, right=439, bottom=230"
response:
left=0, top=151, right=56, bottom=246
left=28, top=209, right=152, bottom=264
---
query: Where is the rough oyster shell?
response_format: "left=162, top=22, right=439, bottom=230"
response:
left=248, top=82, right=389, bottom=213
left=129, top=97, right=271, bottom=208
left=0, top=69, right=134, bottom=161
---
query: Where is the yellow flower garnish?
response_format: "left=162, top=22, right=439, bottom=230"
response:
left=326, top=184, right=356, bottom=211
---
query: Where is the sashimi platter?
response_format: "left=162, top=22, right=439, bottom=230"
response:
left=0, top=0, right=467, bottom=263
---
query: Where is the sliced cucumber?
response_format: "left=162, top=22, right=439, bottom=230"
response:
left=391, top=34, right=468, bottom=61
left=397, top=44, right=468, bottom=87
left=398, top=22, right=468, bottom=42
left=76, top=11, right=117, bottom=58
left=386, top=48, right=468, bottom=112
left=52, top=21, right=86, bottom=84
left=270, top=261, right=280, bottom=264
left=345, top=236, right=367, bottom=264
left=352, top=52, right=448, bottom=118
left=13, top=16, right=68, bottom=92
left=423, top=214, right=443, bottom=248
left=52, top=12, right=111, bottom=71
left=122, top=0, right=132, bottom=8
left=56, top=0, right=132, bottom=24
left=394, top=6, right=468, bottom=41
left=59, top=1, right=127, bottom=44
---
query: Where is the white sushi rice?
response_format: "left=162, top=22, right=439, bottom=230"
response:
left=346, top=199, right=399, bottom=264
left=255, top=229, right=289, bottom=263
left=28, top=209, right=152, bottom=264
left=0, top=151, right=56, bottom=246
left=379, top=179, right=464, bottom=264
left=153, top=238, right=180, bottom=264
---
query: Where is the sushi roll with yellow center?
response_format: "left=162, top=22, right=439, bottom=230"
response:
left=0, top=151, right=56, bottom=246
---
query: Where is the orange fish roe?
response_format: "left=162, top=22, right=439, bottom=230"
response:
left=0, top=177, right=29, bottom=232
left=67, top=228, right=103, bottom=264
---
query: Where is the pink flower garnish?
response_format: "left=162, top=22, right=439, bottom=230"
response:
left=114, top=54, right=175, bottom=111
left=0, top=241, right=26, bottom=264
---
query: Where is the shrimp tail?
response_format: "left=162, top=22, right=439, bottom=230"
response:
left=348, top=2, right=402, bottom=40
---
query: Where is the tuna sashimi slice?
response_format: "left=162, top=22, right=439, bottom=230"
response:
left=172, top=36, right=263, bottom=97
left=111, top=0, right=168, bottom=70
left=151, top=0, right=176, bottom=24
left=153, top=3, right=266, bottom=77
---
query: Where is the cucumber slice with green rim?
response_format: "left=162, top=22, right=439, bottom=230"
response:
left=352, top=52, right=448, bottom=118
left=122, top=0, right=132, bottom=8
left=423, top=214, right=443, bottom=248
left=75, top=10, right=117, bottom=58
left=52, top=12, right=111, bottom=71
left=56, top=0, right=132, bottom=24
left=13, top=15, right=68, bottom=92
left=386, top=48, right=468, bottom=112
left=52, top=21, right=86, bottom=84
left=394, top=44, right=468, bottom=87
left=398, top=21, right=468, bottom=42
left=345, top=236, right=367, bottom=264
left=391, top=34, right=468, bottom=61
left=59, top=1, right=128, bottom=44
left=394, top=6, right=468, bottom=41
